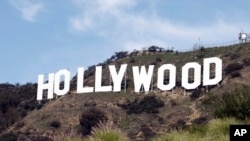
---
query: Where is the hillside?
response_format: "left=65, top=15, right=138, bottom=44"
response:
left=1, top=42, right=250, bottom=140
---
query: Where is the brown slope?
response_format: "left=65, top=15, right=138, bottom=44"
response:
left=5, top=42, right=250, bottom=140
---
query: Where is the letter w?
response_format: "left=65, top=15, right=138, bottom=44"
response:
left=132, top=65, right=154, bottom=93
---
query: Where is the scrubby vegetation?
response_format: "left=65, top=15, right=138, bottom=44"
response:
left=230, top=52, right=241, bottom=60
left=2, top=43, right=250, bottom=140
left=205, top=86, right=250, bottom=120
left=118, top=95, right=164, bottom=114
left=52, top=129, right=82, bottom=141
left=242, top=58, right=250, bottom=66
left=190, top=88, right=203, bottom=100
left=89, top=123, right=128, bottom=141
left=153, top=118, right=245, bottom=141
left=230, top=71, right=241, bottom=78
left=50, top=118, right=250, bottom=141
left=79, top=108, right=108, bottom=135
left=224, top=63, right=243, bottom=75
left=0, top=132, right=18, bottom=141
left=0, top=83, right=43, bottom=133
left=50, top=120, right=61, bottom=128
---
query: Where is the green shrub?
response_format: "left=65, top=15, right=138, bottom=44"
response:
left=89, top=123, right=128, bottom=141
left=230, top=53, right=240, bottom=60
left=90, top=130, right=128, bottom=141
left=186, top=124, right=207, bottom=136
left=190, top=88, right=203, bottom=100
left=206, top=118, right=238, bottom=137
left=230, top=71, right=241, bottom=78
left=224, top=63, right=243, bottom=75
left=118, top=95, right=164, bottom=114
left=50, top=120, right=61, bottom=128
left=0, top=132, right=18, bottom=141
left=153, top=118, right=243, bottom=141
left=36, top=103, right=43, bottom=110
left=206, top=86, right=250, bottom=120
left=129, top=58, right=136, bottom=63
left=153, top=130, right=201, bottom=141
left=79, top=108, right=107, bottom=135
left=19, top=109, right=27, bottom=117
left=242, top=58, right=250, bottom=66
left=59, top=138, right=84, bottom=141
left=52, top=129, right=83, bottom=141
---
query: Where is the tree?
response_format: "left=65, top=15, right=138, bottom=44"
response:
left=115, top=51, right=128, bottom=60
left=148, top=46, right=158, bottom=52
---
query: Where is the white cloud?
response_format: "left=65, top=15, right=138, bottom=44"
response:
left=70, top=14, right=92, bottom=31
left=69, top=0, right=248, bottom=51
left=9, top=0, right=44, bottom=22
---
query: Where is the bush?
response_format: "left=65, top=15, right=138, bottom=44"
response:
left=192, top=116, right=207, bottom=124
left=230, top=71, right=241, bottom=78
left=90, top=124, right=128, bottom=141
left=230, top=53, right=240, bottom=60
left=36, top=103, right=43, bottom=110
left=50, top=120, right=61, bottom=128
left=153, top=130, right=200, bottom=141
left=129, top=58, right=136, bottom=63
left=153, top=118, right=243, bottom=141
left=0, top=132, right=18, bottom=141
left=190, top=88, right=203, bottom=100
left=90, top=130, right=127, bottom=141
left=79, top=108, right=107, bottom=135
left=119, top=95, right=164, bottom=114
left=114, top=51, right=128, bottom=60
left=199, top=46, right=205, bottom=52
left=224, top=63, right=243, bottom=75
left=205, top=86, right=250, bottom=120
left=169, top=119, right=186, bottom=130
left=19, top=109, right=27, bottom=118
left=186, top=124, right=207, bottom=136
left=242, top=58, right=250, bottom=66
left=206, top=119, right=233, bottom=137
left=155, top=57, right=162, bottom=63
left=52, top=129, right=83, bottom=141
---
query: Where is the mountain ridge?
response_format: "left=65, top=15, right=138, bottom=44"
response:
left=1, top=42, right=250, bottom=140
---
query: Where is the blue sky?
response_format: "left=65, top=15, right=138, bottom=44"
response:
left=1, top=0, right=250, bottom=84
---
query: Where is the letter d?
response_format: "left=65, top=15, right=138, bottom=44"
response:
left=203, top=57, right=222, bottom=86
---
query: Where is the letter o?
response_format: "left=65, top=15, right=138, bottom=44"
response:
left=54, top=69, right=70, bottom=96
left=182, top=62, right=201, bottom=89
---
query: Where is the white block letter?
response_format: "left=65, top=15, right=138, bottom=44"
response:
left=109, top=64, right=127, bottom=92
left=132, top=65, right=154, bottom=92
left=203, top=57, right=222, bottom=86
left=77, top=67, right=94, bottom=93
left=37, top=73, right=54, bottom=100
left=157, top=64, right=176, bottom=91
left=95, top=66, right=112, bottom=92
left=54, top=69, right=70, bottom=96
left=241, top=129, right=247, bottom=136
left=182, top=62, right=201, bottom=89
left=234, top=129, right=241, bottom=136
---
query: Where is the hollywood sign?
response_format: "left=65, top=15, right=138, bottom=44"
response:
left=37, top=57, right=222, bottom=100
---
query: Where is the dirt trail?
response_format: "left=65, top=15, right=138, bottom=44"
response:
left=186, top=103, right=200, bottom=125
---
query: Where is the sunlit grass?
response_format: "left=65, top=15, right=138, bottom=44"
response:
left=153, top=118, right=250, bottom=141
left=88, top=122, right=129, bottom=141
left=52, top=117, right=250, bottom=141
